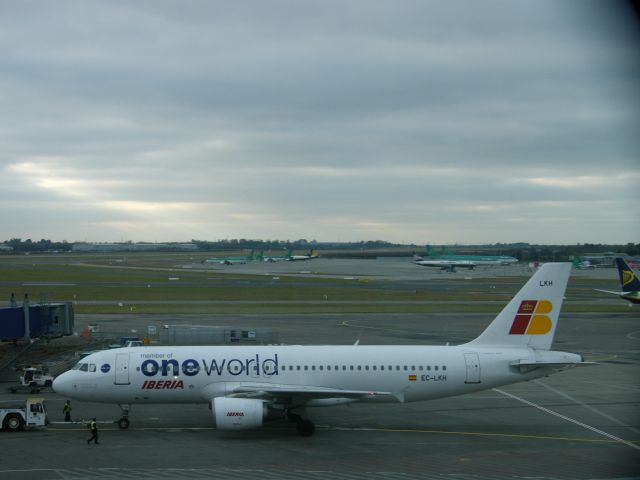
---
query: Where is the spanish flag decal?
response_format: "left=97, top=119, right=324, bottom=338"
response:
left=509, top=300, right=553, bottom=335
left=408, top=374, right=417, bottom=381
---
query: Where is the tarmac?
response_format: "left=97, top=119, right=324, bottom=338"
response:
left=0, top=260, right=638, bottom=479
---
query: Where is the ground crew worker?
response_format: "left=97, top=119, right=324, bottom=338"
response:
left=63, top=400, right=72, bottom=422
left=87, top=418, right=99, bottom=444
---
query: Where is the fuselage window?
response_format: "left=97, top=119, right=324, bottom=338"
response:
left=380, top=366, right=384, bottom=371
left=327, top=366, right=331, bottom=371
left=427, top=366, right=431, bottom=371
left=365, top=365, right=370, bottom=371
left=335, top=365, right=339, bottom=370
left=296, top=366, right=301, bottom=371
left=442, top=366, right=447, bottom=371
left=434, top=366, right=439, bottom=371
left=319, top=365, right=323, bottom=371
left=312, top=366, right=316, bottom=371
left=349, top=366, right=354, bottom=371
left=411, top=365, right=415, bottom=370
left=304, top=366, right=308, bottom=371
left=403, top=365, right=408, bottom=371
left=395, top=366, right=400, bottom=371
left=418, top=365, right=423, bottom=371
left=357, top=366, right=362, bottom=371
left=388, top=365, right=393, bottom=371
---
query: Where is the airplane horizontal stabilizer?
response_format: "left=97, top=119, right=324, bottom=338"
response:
left=594, top=289, right=630, bottom=296
left=509, top=360, right=597, bottom=373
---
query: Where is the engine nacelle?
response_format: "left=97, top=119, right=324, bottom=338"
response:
left=212, top=397, right=266, bottom=430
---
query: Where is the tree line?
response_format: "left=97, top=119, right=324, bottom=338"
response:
left=1, top=238, right=638, bottom=261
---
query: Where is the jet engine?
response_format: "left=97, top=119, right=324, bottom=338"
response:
left=212, top=397, right=282, bottom=430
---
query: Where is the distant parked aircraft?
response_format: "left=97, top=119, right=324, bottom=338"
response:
left=413, top=254, right=475, bottom=272
left=573, top=256, right=595, bottom=270
left=595, top=257, right=640, bottom=305
left=204, top=250, right=256, bottom=265
left=263, top=248, right=293, bottom=263
left=287, top=249, right=320, bottom=261
left=424, top=246, right=518, bottom=266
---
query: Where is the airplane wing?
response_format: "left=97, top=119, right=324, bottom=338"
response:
left=203, top=381, right=400, bottom=403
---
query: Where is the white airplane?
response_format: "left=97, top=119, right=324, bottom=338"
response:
left=413, top=255, right=476, bottom=272
left=53, top=263, right=590, bottom=436
left=288, top=249, right=319, bottom=261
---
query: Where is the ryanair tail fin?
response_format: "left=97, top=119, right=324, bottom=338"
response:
left=465, top=263, right=571, bottom=350
left=615, top=257, right=640, bottom=292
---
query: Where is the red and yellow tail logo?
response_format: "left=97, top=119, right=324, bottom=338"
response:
left=509, top=300, right=553, bottom=335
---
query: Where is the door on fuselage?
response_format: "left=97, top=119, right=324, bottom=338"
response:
left=464, top=353, right=481, bottom=384
left=115, top=353, right=130, bottom=385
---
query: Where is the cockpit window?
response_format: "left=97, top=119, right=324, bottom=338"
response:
left=72, top=363, right=82, bottom=370
left=89, top=364, right=96, bottom=372
left=79, top=363, right=89, bottom=372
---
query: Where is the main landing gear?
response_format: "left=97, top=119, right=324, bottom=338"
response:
left=117, top=404, right=130, bottom=429
left=287, top=410, right=315, bottom=437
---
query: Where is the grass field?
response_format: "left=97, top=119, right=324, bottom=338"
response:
left=0, top=253, right=626, bottom=314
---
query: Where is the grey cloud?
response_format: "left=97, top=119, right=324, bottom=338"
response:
left=0, top=0, right=637, bottom=243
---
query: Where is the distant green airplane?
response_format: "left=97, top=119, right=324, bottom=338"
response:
left=262, top=248, right=320, bottom=262
left=205, top=249, right=256, bottom=265
left=262, top=248, right=293, bottom=263
left=418, top=246, right=518, bottom=266
left=572, top=256, right=595, bottom=269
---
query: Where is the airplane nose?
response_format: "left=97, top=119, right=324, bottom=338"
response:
left=52, top=372, right=73, bottom=396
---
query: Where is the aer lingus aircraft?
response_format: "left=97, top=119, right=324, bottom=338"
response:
left=413, top=253, right=476, bottom=272
left=428, top=246, right=518, bottom=265
left=204, top=250, right=256, bottom=265
left=53, top=263, right=590, bottom=436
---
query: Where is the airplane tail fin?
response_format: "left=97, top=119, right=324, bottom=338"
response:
left=465, top=263, right=571, bottom=350
left=615, top=257, right=640, bottom=292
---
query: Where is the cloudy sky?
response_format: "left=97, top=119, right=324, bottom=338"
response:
left=1, top=1, right=638, bottom=244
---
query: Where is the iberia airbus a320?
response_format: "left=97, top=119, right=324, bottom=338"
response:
left=53, top=263, right=590, bottom=436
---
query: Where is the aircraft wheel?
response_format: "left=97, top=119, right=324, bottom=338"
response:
left=296, top=419, right=315, bottom=437
left=117, top=417, right=130, bottom=429
left=4, top=414, right=23, bottom=432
